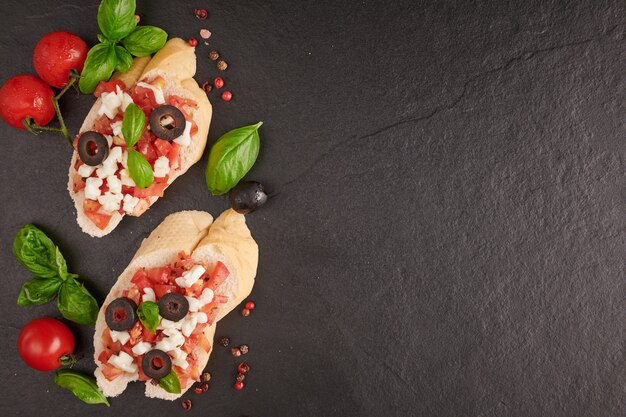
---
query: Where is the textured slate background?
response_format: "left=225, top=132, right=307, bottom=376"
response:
left=0, top=0, right=624, bottom=416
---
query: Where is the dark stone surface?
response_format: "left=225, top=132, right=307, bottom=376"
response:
left=0, top=0, right=624, bottom=416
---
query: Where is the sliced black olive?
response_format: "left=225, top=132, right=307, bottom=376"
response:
left=105, top=297, right=138, bottom=331
left=149, top=105, right=186, bottom=141
left=142, top=349, right=172, bottom=380
left=77, top=131, right=109, bottom=166
left=229, top=181, right=268, bottom=214
left=158, top=292, right=189, bottom=322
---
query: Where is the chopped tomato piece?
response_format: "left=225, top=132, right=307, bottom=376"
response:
left=71, top=174, right=85, bottom=192
left=101, top=363, right=124, bottom=380
left=142, top=326, right=157, bottom=343
left=154, top=284, right=180, bottom=299
left=167, top=142, right=181, bottom=170
left=97, top=350, right=110, bottom=364
left=200, top=302, right=220, bottom=324
left=187, top=280, right=204, bottom=297
left=173, top=367, right=189, bottom=388
left=94, top=80, right=126, bottom=97
left=130, top=198, right=150, bottom=217
left=146, top=267, right=170, bottom=285
left=83, top=200, right=112, bottom=230
left=198, top=335, right=212, bottom=352
left=129, top=322, right=142, bottom=345
left=93, top=114, right=114, bottom=135
left=131, top=269, right=152, bottom=290
left=133, top=180, right=168, bottom=198
left=123, top=287, right=141, bottom=305
left=136, top=131, right=159, bottom=163
left=168, top=95, right=198, bottom=109
left=154, top=138, right=172, bottom=157
left=131, top=86, right=158, bottom=117
left=137, top=356, right=150, bottom=381
left=207, top=262, right=230, bottom=291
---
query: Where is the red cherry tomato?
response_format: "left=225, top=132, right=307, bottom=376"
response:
left=17, top=318, right=75, bottom=371
left=33, top=31, right=88, bottom=88
left=0, top=75, right=55, bottom=130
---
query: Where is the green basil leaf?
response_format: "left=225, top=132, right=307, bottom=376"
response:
left=57, top=279, right=99, bottom=325
left=122, top=103, right=145, bottom=147
left=114, top=45, right=133, bottom=73
left=55, top=370, right=110, bottom=407
left=13, top=224, right=71, bottom=280
left=79, top=43, right=118, bottom=94
left=205, top=122, right=263, bottom=195
left=122, top=26, right=168, bottom=57
left=97, top=34, right=107, bottom=43
left=137, top=301, right=159, bottom=334
left=97, top=0, right=137, bottom=42
left=17, top=277, right=63, bottom=306
left=159, top=371, right=181, bottom=394
left=127, top=149, right=154, bottom=188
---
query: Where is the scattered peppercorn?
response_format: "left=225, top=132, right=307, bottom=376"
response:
left=202, top=81, right=213, bottom=93
left=219, top=337, right=230, bottom=347
left=236, top=373, right=245, bottom=382
left=217, top=60, right=228, bottom=71
left=194, top=8, right=208, bottom=20
left=201, top=382, right=209, bottom=392
left=245, top=301, right=256, bottom=310
left=182, top=399, right=192, bottom=411
left=209, top=50, right=220, bottom=61
left=194, top=386, right=203, bottom=394
left=231, top=347, right=242, bottom=357
left=201, top=372, right=211, bottom=382
left=233, top=381, right=244, bottom=390
left=214, top=77, right=224, bottom=89
left=188, top=38, right=198, bottom=47
left=240, top=344, right=249, bottom=355
left=241, top=307, right=250, bottom=316
left=200, top=29, right=212, bottom=40
left=238, top=362, right=250, bottom=374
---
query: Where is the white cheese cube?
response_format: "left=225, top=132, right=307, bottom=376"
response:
left=153, top=156, right=170, bottom=178
left=173, top=121, right=192, bottom=146
left=172, top=357, right=189, bottom=369
left=169, top=348, right=187, bottom=361
left=108, top=351, right=138, bottom=374
left=169, top=331, right=185, bottom=347
left=159, top=318, right=184, bottom=330
left=111, top=121, right=123, bottom=138
left=77, top=164, right=96, bottom=178
left=122, top=194, right=140, bottom=215
left=108, top=146, right=123, bottom=163
left=155, top=338, right=175, bottom=352
left=131, top=341, right=152, bottom=356
left=198, top=288, right=214, bottom=307
left=137, top=82, right=165, bottom=104
left=109, top=330, right=131, bottom=345
left=181, top=315, right=198, bottom=338
left=107, top=175, right=122, bottom=194
left=194, top=312, right=208, bottom=324
left=105, top=135, right=113, bottom=148
left=142, top=287, right=155, bottom=303
left=121, top=92, right=134, bottom=111
left=175, top=265, right=206, bottom=288
left=84, top=177, right=103, bottom=200
left=98, top=91, right=122, bottom=119
left=98, top=192, right=123, bottom=212
left=185, top=296, right=200, bottom=313
left=119, top=169, right=135, bottom=187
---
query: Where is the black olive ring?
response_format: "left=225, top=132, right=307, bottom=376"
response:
left=158, top=292, right=189, bottom=322
left=104, top=297, right=139, bottom=331
left=149, top=105, right=186, bottom=141
left=77, top=131, right=109, bottom=166
left=142, top=349, right=172, bottom=380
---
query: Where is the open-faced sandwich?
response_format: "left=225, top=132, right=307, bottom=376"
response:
left=93, top=209, right=258, bottom=399
left=69, top=38, right=212, bottom=237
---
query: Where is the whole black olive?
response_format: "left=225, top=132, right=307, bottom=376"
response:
left=149, top=105, right=186, bottom=141
left=142, top=349, right=172, bottom=380
left=158, top=292, right=189, bottom=322
left=77, top=131, right=109, bottom=166
left=229, top=181, right=268, bottom=214
left=105, top=297, right=138, bottom=331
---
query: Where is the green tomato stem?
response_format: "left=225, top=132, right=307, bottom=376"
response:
left=59, top=354, right=79, bottom=367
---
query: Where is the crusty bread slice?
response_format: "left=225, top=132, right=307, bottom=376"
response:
left=94, top=209, right=258, bottom=400
left=68, top=38, right=212, bottom=237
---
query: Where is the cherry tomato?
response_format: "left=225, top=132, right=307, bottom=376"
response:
left=33, top=31, right=88, bottom=88
left=0, top=75, right=55, bottom=130
left=17, top=318, right=75, bottom=371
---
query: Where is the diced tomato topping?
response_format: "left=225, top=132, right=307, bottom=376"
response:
left=142, top=326, right=157, bottom=343
left=131, top=269, right=153, bottom=290
left=200, top=301, right=220, bottom=325
left=198, top=335, right=212, bottom=352
left=129, top=322, right=142, bottom=345
left=83, top=200, right=112, bottom=230
left=94, top=80, right=126, bottom=97
left=137, top=356, right=150, bottom=381
left=187, top=280, right=204, bottom=297
left=72, top=174, right=85, bottom=192
left=146, top=266, right=170, bottom=285
left=131, top=86, right=159, bottom=117
left=168, top=95, right=198, bottom=109
left=133, top=180, right=168, bottom=198
left=136, top=130, right=159, bottom=163
left=123, top=287, right=141, bottom=305
left=173, top=367, right=190, bottom=388
left=167, top=142, right=181, bottom=170
left=207, top=262, right=230, bottom=291
left=154, top=139, right=173, bottom=157
left=93, top=114, right=114, bottom=135
left=101, top=363, right=125, bottom=380
left=154, top=284, right=180, bottom=299
left=120, top=344, right=133, bottom=356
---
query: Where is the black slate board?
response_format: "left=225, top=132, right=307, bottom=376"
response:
left=1, top=1, right=625, bottom=416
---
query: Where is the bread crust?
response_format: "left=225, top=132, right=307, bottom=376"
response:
left=94, top=209, right=258, bottom=400
left=68, top=39, right=212, bottom=237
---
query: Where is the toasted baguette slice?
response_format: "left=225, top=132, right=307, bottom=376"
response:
left=68, top=38, right=212, bottom=237
left=94, top=209, right=258, bottom=400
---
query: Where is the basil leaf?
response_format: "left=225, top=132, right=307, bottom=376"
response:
left=57, top=279, right=99, bottom=325
left=97, top=0, right=137, bottom=42
left=127, top=149, right=154, bottom=188
left=55, top=370, right=110, bottom=407
left=205, top=122, right=263, bottom=195
left=122, top=26, right=168, bottom=57
left=137, top=301, right=159, bottom=334
left=79, top=43, right=118, bottom=94
left=97, top=34, right=107, bottom=43
left=122, top=103, right=145, bottom=147
left=114, top=45, right=133, bottom=73
left=13, top=224, right=71, bottom=280
left=159, top=371, right=181, bottom=394
left=17, top=277, right=63, bottom=306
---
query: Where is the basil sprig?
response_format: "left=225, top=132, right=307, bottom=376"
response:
left=205, top=122, right=263, bottom=195
left=137, top=301, right=159, bottom=334
left=13, top=224, right=100, bottom=325
left=122, top=103, right=154, bottom=188
left=80, top=0, right=168, bottom=93
left=159, top=371, right=181, bottom=394
left=55, top=370, right=110, bottom=407
left=127, top=149, right=154, bottom=188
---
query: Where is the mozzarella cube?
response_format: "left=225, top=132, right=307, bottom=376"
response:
left=175, top=265, right=206, bottom=288
left=142, top=287, right=155, bottom=303
left=159, top=318, right=184, bottom=330
left=111, top=121, right=123, bottom=138
left=84, top=177, right=103, bottom=200
left=137, top=82, right=165, bottom=104
left=98, top=91, right=122, bottom=119
left=194, top=312, right=208, bottom=324
left=173, top=121, right=192, bottom=146
left=131, top=341, right=152, bottom=356
left=181, top=315, right=198, bottom=338
left=185, top=296, right=200, bottom=313
left=107, top=175, right=122, bottom=194
left=120, top=169, right=135, bottom=187
left=198, top=288, right=214, bottom=307
left=109, top=146, right=123, bottom=163
left=98, top=192, right=123, bottom=212
left=109, top=351, right=138, bottom=374
left=153, top=156, right=170, bottom=178
left=77, top=164, right=96, bottom=178
left=109, top=330, right=131, bottom=345
left=121, top=92, right=134, bottom=111
left=169, top=348, right=187, bottom=361
left=172, top=357, right=189, bottom=369
left=123, top=194, right=140, bottom=215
